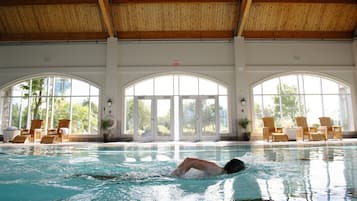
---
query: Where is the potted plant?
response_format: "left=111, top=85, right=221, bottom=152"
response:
left=101, top=118, right=114, bottom=142
left=239, top=117, right=251, bottom=141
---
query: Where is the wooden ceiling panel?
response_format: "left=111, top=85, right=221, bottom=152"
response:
left=200, top=3, right=237, bottom=30
left=0, top=4, right=104, bottom=34
left=0, top=6, right=29, bottom=33
left=244, top=3, right=357, bottom=32
left=319, top=4, right=357, bottom=31
left=13, top=6, right=39, bottom=32
left=36, top=4, right=104, bottom=32
left=35, top=5, right=67, bottom=32
left=112, top=2, right=237, bottom=32
left=0, top=0, right=356, bottom=41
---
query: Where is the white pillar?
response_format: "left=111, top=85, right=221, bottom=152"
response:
left=104, top=37, right=119, bottom=137
left=352, top=39, right=357, bottom=130
left=234, top=36, right=251, bottom=139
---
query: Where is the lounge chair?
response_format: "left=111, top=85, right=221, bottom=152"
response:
left=41, top=119, right=70, bottom=144
left=319, top=117, right=342, bottom=140
left=295, top=116, right=325, bottom=141
left=12, top=119, right=43, bottom=143
left=262, top=117, right=288, bottom=142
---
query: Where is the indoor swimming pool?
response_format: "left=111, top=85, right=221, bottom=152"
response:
left=0, top=142, right=356, bottom=201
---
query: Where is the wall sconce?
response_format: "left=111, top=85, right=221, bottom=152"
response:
left=107, top=99, right=113, bottom=107
left=240, top=97, right=247, bottom=106
left=240, top=97, right=246, bottom=112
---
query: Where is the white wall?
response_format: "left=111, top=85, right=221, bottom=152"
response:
left=0, top=43, right=107, bottom=88
left=0, top=38, right=355, bottom=140
left=244, top=40, right=355, bottom=86
left=246, top=40, right=353, bottom=66
left=117, top=41, right=234, bottom=66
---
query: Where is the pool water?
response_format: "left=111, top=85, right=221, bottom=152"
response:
left=0, top=142, right=357, bottom=201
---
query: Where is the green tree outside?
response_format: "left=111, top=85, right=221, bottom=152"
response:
left=21, top=79, right=45, bottom=120
left=273, top=83, right=302, bottom=125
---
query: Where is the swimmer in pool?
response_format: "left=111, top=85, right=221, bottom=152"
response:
left=171, top=157, right=245, bottom=177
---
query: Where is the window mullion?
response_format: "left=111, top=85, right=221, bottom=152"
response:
left=296, top=75, right=301, bottom=115
left=320, top=78, right=324, bottom=117
left=51, top=77, right=55, bottom=129
left=88, top=86, right=92, bottom=134
left=27, top=80, right=32, bottom=126
left=69, top=79, right=73, bottom=133
left=45, top=77, right=50, bottom=132
left=278, top=77, right=283, bottom=121
left=18, top=89, right=24, bottom=129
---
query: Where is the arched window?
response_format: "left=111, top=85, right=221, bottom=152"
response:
left=0, top=76, right=99, bottom=135
left=253, top=74, right=353, bottom=132
left=124, top=74, right=229, bottom=141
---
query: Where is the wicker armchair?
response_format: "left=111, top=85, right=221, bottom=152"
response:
left=295, top=116, right=325, bottom=141
left=319, top=117, right=342, bottom=140
left=12, top=119, right=43, bottom=143
left=262, top=117, right=288, bottom=142
left=41, top=119, right=70, bottom=144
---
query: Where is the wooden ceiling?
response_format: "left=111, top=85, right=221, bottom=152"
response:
left=0, top=0, right=356, bottom=42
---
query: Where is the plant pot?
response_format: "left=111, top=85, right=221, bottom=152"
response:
left=103, top=133, right=109, bottom=142
left=243, top=132, right=251, bottom=141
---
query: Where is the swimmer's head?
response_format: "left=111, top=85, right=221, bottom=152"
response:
left=223, top=159, right=245, bottom=174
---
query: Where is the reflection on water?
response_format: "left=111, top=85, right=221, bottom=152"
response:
left=0, top=143, right=356, bottom=201
left=253, top=144, right=357, bottom=201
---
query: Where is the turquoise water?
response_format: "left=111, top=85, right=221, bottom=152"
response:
left=0, top=142, right=357, bottom=201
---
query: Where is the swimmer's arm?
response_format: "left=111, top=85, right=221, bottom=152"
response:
left=171, top=157, right=223, bottom=177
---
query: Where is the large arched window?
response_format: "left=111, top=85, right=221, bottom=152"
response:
left=253, top=74, right=353, bottom=132
left=0, top=76, right=99, bottom=135
left=124, top=74, right=229, bottom=141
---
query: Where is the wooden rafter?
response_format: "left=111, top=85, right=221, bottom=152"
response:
left=117, top=31, right=233, bottom=39
left=233, top=0, right=241, bottom=36
left=243, top=31, right=353, bottom=39
left=237, top=0, right=252, bottom=36
left=0, top=0, right=97, bottom=6
left=112, top=0, right=237, bottom=3
left=0, top=32, right=107, bottom=41
left=98, top=0, right=115, bottom=37
left=252, top=0, right=357, bottom=4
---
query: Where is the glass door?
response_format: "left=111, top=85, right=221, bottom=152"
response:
left=200, top=97, right=218, bottom=140
left=180, top=97, right=198, bottom=141
left=133, top=96, right=174, bottom=142
left=155, top=97, right=174, bottom=141
left=179, top=96, right=218, bottom=141
left=134, top=97, right=153, bottom=142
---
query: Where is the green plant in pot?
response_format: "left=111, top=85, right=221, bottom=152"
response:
left=101, top=118, right=114, bottom=142
left=239, top=117, right=251, bottom=141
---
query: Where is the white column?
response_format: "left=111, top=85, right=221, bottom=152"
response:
left=104, top=37, right=119, bottom=136
left=352, top=39, right=357, bottom=130
left=234, top=36, right=251, bottom=139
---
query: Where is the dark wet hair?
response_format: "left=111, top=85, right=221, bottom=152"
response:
left=223, top=159, right=245, bottom=174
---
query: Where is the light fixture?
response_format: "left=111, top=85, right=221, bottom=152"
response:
left=240, top=97, right=247, bottom=106
left=240, top=97, right=247, bottom=112
left=107, top=99, right=113, bottom=107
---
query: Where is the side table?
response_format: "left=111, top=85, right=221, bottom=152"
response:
left=272, top=132, right=289, bottom=142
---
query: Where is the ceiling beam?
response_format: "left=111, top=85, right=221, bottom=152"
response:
left=252, top=0, right=357, bottom=4
left=237, top=0, right=252, bottom=36
left=233, top=0, right=241, bottom=36
left=112, top=0, right=237, bottom=3
left=0, top=32, right=107, bottom=41
left=98, top=0, right=115, bottom=37
left=0, top=0, right=97, bottom=6
left=243, top=31, right=353, bottom=39
left=117, top=31, right=233, bottom=39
